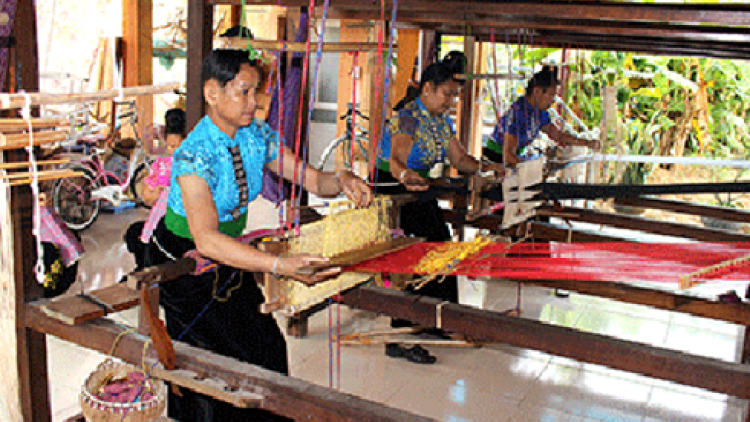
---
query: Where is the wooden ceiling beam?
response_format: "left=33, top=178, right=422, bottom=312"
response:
left=326, top=9, right=750, bottom=58
left=231, top=0, right=750, bottom=27
left=446, top=26, right=750, bottom=54
left=539, top=34, right=750, bottom=60
left=330, top=9, right=750, bottom=43
left=219, top=1, right=750, bottom=59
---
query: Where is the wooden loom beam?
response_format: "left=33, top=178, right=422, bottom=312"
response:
left=0, top=116, right=69, bottom=132
left=0, top=130, right=68, bottom=150
left=542, top=205, right=750, bottom=242
left=341, top=286, right=750, bottom=400
left=222, top=37, right=394, bottom=53
left=22, top=305, right=432, bottom=422
left=0, top=82, right=182, bottom=110
left=522, top=220, right=631, bottom=243
left=615, top=196, right=750, bottom=224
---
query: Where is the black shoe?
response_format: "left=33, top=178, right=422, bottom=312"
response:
left=554, top=289, right=570, bottom=298
left=385, top=343, right=436, bottom=364
left=390, top=318, right=417, bottom=329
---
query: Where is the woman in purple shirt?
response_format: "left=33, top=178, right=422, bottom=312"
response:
left=485, top=66, right=600, bottom=167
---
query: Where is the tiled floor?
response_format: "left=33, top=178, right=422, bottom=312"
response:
left=45, top=206, right=749, bottom=421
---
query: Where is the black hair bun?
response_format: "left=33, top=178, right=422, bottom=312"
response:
left=221, top=25, right=254, bottom=39
left=533, top=65, right=559, bottom=88
left=442, top=51, right=467, bottom=75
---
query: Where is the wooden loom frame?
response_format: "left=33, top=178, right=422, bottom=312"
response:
left=5, top=0, right=750, bottom=420
left=200, top=0, right=750, bottom=418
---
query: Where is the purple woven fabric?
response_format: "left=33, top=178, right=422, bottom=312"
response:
left=260, top=11, right=308, bottom=204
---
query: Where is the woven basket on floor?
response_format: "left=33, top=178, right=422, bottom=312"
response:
left=80, top=359, right=166, bottom=422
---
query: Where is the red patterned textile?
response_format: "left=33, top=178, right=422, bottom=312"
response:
left=349, top=241, right=750, bottom=287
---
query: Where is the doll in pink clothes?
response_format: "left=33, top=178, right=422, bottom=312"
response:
left=141, top=109, right=187, bottom=207
left=123, top=108, right=186, bottom=271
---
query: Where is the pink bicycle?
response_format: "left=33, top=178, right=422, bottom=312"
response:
left=52, top=100, right=153, bottom=230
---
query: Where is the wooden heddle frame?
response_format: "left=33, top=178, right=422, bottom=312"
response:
left=260, top=196, right=422, bottom=314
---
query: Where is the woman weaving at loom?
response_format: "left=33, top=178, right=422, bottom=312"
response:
left=484, top=65, right=601, bottom=167
left=151, top=49, right=372, bottom=421
left=377, top=52, right=504, bottom=362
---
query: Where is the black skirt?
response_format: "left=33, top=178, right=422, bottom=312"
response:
left=152, top=219, right=291, bottom=421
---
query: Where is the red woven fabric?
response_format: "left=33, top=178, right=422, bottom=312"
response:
left=348, top=241, right=750, bottom=287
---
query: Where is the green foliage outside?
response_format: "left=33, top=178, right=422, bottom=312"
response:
left=483, top=45, right=750, bottom=188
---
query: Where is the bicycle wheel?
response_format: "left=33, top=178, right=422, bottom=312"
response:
left=129, top=161, right=152, bottom=209
left=52, top=166, right=101, bottom=231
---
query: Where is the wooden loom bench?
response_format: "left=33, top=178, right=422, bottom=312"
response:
left=24, top=297, right=433, bottom=421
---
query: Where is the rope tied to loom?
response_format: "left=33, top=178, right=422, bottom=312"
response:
left=21, top=91, right=45, bottom=284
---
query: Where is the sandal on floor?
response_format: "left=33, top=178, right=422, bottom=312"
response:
left=385, top=343, right=437, bottom=364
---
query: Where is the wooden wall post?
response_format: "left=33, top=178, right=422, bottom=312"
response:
left=4, top=1, right=51, bottom=420
left=186, top=0, right=214, bottom=130
left=366, top=21, right=389, bottom=179
left=458, top=35, right=476, bottom=154
left=122, top=0, right=153, bottom=136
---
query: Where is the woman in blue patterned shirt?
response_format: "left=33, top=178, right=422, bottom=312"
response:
left=152, top=49, right=371, bottom=421
left=485, top=65, right=600, bottom=167
left=376, top=53, right=503, bottom=352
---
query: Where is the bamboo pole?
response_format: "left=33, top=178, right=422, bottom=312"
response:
left=0, top=169, right=79, bottom=180
left=0, top=131, right=68, bottom=150
left=222, top=38, right=395, bottom=53
left=4, top=170, right=83, bottom=187
left=0, top=117, right=70, bottom=132
left=0, top=159, right=70, bottom=170
left=0, top=82, right=182, bottom=110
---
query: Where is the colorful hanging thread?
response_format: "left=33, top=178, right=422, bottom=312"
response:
left=290, top=0, right=316, bottom=234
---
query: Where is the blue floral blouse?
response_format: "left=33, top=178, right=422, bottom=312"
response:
left=488, top=96, right=551, bottom=153
left=378, top=98, right=455, bottom=172
left=168, top=116, right=279, bottom=223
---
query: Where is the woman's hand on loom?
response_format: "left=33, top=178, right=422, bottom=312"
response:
left=276, top=254, right=342, bottom=286
left=483, top=161, right=506, bottom=178
left=336, top=170, right=372, bottom=207
left=398, top=169, right=430, bottom=192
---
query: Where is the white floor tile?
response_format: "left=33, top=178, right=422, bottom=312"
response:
left=524, top=360, right=652, bottom=421
left=663, top=323, right=742, bottom=362
left=644, top=385, right=748, bottom=422
left=574, top=308, right=670, bottom=347
left=384, top=371, right=521, bottom=422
